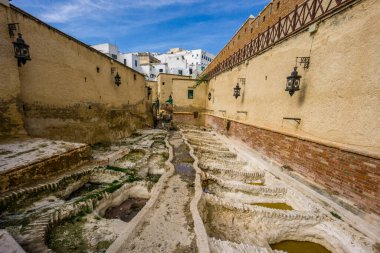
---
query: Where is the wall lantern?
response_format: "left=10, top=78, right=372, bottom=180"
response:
left=285, top=67, right=301, bottom=96
left=233, top=83, right=241, bottom=99
left=208, top=92, right=212, bottom=101
left=114, top=72, right=121, bottom=86
left=13, top=33, right=31, bottom=67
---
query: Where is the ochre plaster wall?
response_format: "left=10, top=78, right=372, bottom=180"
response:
left=172, top=79, right=206, bottom=112
left=206, top=0, right=380, bottom=155
left=0, top=5, right=149, bottom=143
left=157, top=74, right=191, bottom=105
left=0, top=6, right=26, bottom=138
left=204, top=0, right=380, bottom=216
left=146, top=81, right=158, bottom=102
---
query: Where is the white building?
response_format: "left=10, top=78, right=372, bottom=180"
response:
left=91, top=43, right=142, bottom=73
left=154, top=48, right=214, bottom=79
left=92, top=44, right=214, bottom=81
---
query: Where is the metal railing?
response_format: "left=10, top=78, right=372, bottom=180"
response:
left=206, top=0, right=358, bottom=79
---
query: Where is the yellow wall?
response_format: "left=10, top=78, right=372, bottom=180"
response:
left=0, top=5, right=26, bottom=138
left=172, top=79, right=207, bottom=112
left=157, top=73, right=191, bottom=104
left=0, top=5, right=149, bottom=143
left=206, top=0, right=380, bottom=155
left=146, top=81, right=158, bottom=102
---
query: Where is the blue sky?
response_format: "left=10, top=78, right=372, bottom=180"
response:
left=11, top=0, right=269, bottom=55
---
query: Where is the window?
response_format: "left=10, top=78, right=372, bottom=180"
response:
left=263, top=16, right=266, bottom=22
left=162, top=82, right=165, bottom=85
left=201, top=66, right=205, bottom=71
left=135, top=60, right=138, bottom=67
left=277, top=1, right=280, bottom=10
left=111, top=54, right=117, bottom=60
left=189, top=69, right=193, bottom=75
left=123, top=59, right=127, bottom=65
left=134, top=74, right=137, bottom=80
left=159, top=69, right=163, bottom=73
left=188, top=89, right=194, bottom=99
left=178, top=70, right=183, bottom=75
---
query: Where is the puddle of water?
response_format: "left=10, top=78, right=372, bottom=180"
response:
left=175, top=163, right=195, bottom=180
left=66, top=183, right=104, bottom=200
left=271, top=240, right=331, bottom=253
left=253, top=203, right=293, bottom=210
left=104, top=198, right=147, bottom=222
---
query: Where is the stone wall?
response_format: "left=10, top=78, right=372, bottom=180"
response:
left=203, top=0, right=380, bottom=217
left=0, top=5, right=26, bottom=138
left=0, top=5, right=150, bottom=143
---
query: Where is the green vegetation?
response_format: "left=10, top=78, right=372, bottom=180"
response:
left=47, top=215, right=88, bottom=253
left=95, top=240, right=113, bottom=253
left=146, top=174, right=161, bottom=183
left=195, top=73, right=209, bottom=87
left=116, top=150, right=145, bottom=163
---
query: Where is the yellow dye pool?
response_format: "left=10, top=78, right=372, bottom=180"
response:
left=271, top=240, right=331, bottom=253
left=253, top=203, right=293, bottom=210
left=248, top=182, right=265, bottom=186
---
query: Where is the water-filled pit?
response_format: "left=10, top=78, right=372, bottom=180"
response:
left=104, top=198, right=148, bottom=222
left=271, top=240, right=331, bottom=253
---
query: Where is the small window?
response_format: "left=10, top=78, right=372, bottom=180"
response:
left=134, top=74, right=137, bottom=80
left=201, top=66, right=205, bottom=71
left=178, top=70, right=183, bottom=75
left=159, top=69, right=163, bottom=73
left=111, top=54, right=117, bottom=60
left=135, top=60, right=138, bottom=67
left=189, top=69, right=193, bottom=75
left=277, top=1, right=280, bottom=10
left=123, top=59, right=127, bottom=65
left=263, top=16, right=266, bottom=22
left=162, top=82, right=165, bottom=85
left=188, top=89, right=194, bottom=99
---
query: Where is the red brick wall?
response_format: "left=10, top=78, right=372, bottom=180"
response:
left=205, top=115, right=380, bottom=216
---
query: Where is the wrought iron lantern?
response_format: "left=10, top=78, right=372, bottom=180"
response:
left=208, top=92, right=212, bottom=101
left=233, top=83, right=241, bottom=99
left=285, top=67, right=301, bottom=96
left=114, top=72, right=121, bottom=86
left=13, top=33, right=31, bottom=67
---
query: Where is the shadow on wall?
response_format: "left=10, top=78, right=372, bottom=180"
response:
left=297, top=82, right=308, bottom=106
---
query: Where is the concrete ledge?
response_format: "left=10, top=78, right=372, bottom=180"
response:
left=0, top=143, right=91, bottom=192
left=0, top=230, right=26, bottom=253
